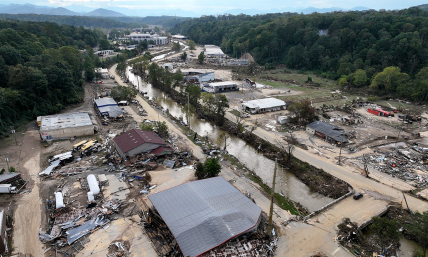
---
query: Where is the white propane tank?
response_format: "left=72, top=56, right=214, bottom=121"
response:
left=55, top=192, right=65, bottom=209
left=87, top=192, right=94, bottom=202
left=87, top=174, right=100, bottom=195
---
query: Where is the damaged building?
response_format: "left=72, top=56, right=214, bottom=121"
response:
left=201, top=81, right=239, bottom=93
left=94, top=98, right=123, bottom=118
left=38, top=112, right=95, bottom=142
left=113, top=129, right=174, bottom=159
left=148, top=176, right=262, bottom=257
left=306, top=121, right=348, bottom=144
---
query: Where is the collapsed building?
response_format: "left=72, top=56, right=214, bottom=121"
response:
left=148, top=176, right=262, bottom=257
left=241, top=98, right=286, bottom=114
left=306, top=121, right=348, bottom=144
left=113, top=129, right=174, bottom=159
left=38, top=112, right=96, bottom=142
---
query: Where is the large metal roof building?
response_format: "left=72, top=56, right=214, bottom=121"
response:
left=241, top=98, right=286, bottom=114
left=39, top=112, right=94, bottom=141
left=306, top=121, right=348, bottom=144
left=148, top=177, right=262, bottom=257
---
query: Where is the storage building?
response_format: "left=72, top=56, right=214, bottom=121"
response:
left=204, top=45, right=225, bottom=57
left=39, top=112, right=94, bottom=141
left=241, top=98, right=286, bottom=114
left=94, top=98, right=123, bottom=118
left=201, top=81, right=239, bottom=93
left=113, top=129, right=173, bottom=158
left=161, top=63, right=174, bottom=70
left=148, top=177, right=262, bottom=257
left=306, top=121, right=348, bottom=144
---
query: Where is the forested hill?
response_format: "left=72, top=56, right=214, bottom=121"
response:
left=0, top=20, right=103, bottom=135
left=171, top=8, right=428, bottom=101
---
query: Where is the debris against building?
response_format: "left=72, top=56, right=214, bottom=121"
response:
left=201, top=81, right=239, bottom=93
left=113, top=129, right=173, bottom=158
left=306, top=121, right=348, bottom=144
left=94, top=98, right=123, bottom=118
left=148, top=176, right=262, bottom=257
left=242, top=98, right=286, bottom=114
left=39, top=112, right=95, bottom=142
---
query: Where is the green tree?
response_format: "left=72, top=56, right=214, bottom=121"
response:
left=180, top=51, right=187, bottom=61
left=139, top=122, right=154, bottom=131
left=98, top=38, right=111, bottom=50
left=198, top=51, right=205, bottom=64
left=110, top=86, right=138, bottom=101
left=0, top=168, right=5, bottom=175
left=155, top=121, right=169, bottom=137
left=194, top=161, right=205, bottom=179
left=288, top=100, right=316, bottom=125
left=404, top=211, right=428, bottom=254
left=203, top=158, right=221, bottom=178
left=351, top=69, right=367, bottom=88
left=172, top=42, right=181, bottom=52
left=370, top=66, right=409, bottom=95
left=186, top=40, right=196, bottom=50
left=185, top=84, right=201, bottom=106
left=143, top=51, right=153, bottom=61
left=9, top=166, right=16, bottom=173
left=194, top=158, right=221, bottom=179
left=370, top=217, right=400, bottom=252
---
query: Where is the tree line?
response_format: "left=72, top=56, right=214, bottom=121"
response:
left=0, top=20, right=106, bottom=136
left=171, top=8, right=428, bottom=101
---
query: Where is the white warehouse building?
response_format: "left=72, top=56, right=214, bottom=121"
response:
left=127, top=33, right=168, bottom=45
left=242, top=98, right=286, bottom=114
left=38, top=112, right=95, bottom=142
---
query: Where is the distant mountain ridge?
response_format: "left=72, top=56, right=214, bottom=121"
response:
left=0, top=4, right=126, bottom=17
left=0, top=3, right=371, bottom=17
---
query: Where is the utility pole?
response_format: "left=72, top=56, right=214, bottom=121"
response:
left=11, top=127, right=17, bottom=146
left=4, top=157, right=10, bottom=172
left=402, top=192, right=412, bottom=214
left=187, top=93, right=191, bottom=131
left=338, top=142, right=343, bottom=165
left=267, top=158, right=277, bottom=238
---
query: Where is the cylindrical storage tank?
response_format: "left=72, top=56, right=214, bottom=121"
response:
left=87, top=174, right=100, bottom=195
left=87, top=192, right=94, bottom=202
left=55, top=192, right=65, bottom=209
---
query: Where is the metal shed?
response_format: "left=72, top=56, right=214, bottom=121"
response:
left=148, top=177, right=262, bottom=257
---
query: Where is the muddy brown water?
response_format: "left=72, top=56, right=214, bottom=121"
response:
left=127, top=68, right=334, bottom=212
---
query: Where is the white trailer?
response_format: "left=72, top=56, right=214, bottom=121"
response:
left=0, top=184, right=17, bottom=193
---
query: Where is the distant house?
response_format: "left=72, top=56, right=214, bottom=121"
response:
left=94, top=68, right=109, bottom=79
left=318, top=29, right=328, bottom=36
left=94, top=50, right=114, bottom=57
left=113, top=129, right=173, bottom=158
left=241, top=98, right=286, bottom=114
left=306, top=121, right=348, bottom=144
left=161, top=63, right=174, bottom=70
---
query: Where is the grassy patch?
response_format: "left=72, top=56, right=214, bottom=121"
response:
left=247, top=172, right=300, bottom=215
left=222, top=154, right=245, bottom=170
left=229, top=109, right=240, bottom=117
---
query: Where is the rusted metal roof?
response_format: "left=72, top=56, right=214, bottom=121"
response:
left=113, top=129, right=166, bottom=154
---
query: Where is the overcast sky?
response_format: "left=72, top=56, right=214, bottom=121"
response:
left=3, top=0, right=427, bottom=12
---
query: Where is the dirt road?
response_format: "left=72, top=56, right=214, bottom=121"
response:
left=13, top=130, right=44, bottom=256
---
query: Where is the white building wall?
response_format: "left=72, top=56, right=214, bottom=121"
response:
left=40, top=125, right=94, bottom=141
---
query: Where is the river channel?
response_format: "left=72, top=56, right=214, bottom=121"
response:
left=126, top=67, right=334, bottom=212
